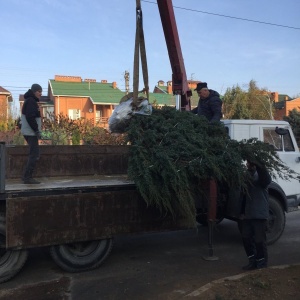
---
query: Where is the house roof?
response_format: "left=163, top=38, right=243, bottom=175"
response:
left=149, top=92, right=174, bottom=105
left=152, top=85, right=200, bottom=107
left=154, top=85, right=168, bottom=93
left=49, top=80, right=125, bottom=105
left=49, top=79, right=200, bottom=107
left=150, top=93, right=200, bottom=107
left=0, top=86, right=11, bottom=94
left=279, top=94, right=292, bottom=102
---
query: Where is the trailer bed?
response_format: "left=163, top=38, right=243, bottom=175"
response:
left=1, top=145, right=193, bottom=251
left=4, top=175, right=135, bottom=197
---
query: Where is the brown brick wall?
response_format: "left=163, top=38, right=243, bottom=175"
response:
left=274, top=97, right=300, bottom=120
left=286, top=98, right=300, bottom=112
left=0, top=96, right=8, bottom=119
left=54, top=96, right=92, bottom=117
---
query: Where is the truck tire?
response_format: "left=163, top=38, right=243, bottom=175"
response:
left=237, top=196, right=286, bottom=245
left=267, top=196, right=286, bottom=245
left=0, top=214, right=28, bottom=283
left=49, top=238, right=113, bottom=273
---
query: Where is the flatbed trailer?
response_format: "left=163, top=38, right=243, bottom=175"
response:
left=0, top=144, right=195, bottom=283
left=0, top=0, right=211, bottom=283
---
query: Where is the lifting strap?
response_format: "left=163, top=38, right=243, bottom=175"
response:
left=133, top=0, right=149, bottom=108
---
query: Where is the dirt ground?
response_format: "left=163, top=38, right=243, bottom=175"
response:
left=194, top=264, right=300, bottom=300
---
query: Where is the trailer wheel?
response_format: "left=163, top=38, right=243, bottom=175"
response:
left=0, top=214, right=28, bottom=283
left=50, top=238, right=113, bottom=273
left=266, top=196, right=286, bottom=245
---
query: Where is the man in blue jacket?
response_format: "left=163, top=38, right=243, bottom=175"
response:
left=240, top=160, right=272, bottom=270
left=21, top=84, right=43, bottom=184
left=192, top=82, right=222, bottom=122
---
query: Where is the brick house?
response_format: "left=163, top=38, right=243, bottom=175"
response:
left=0, top=86, right=13, bottom=122
left=19, top=75, right=124, bottom=127
left=20, top=75, right=299, bottom=126
left=19, top=75, right=201, bottom=128
left=152, top=79, right=200, bottom=108
left=48, top=75, right=126, bottom=126
left=272, top=92, right=300, bottom=120
left=47, top=75, right=185, bottom=127
left=47, top=75, right=200, bottom=123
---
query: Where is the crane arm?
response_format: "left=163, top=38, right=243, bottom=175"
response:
left=157, top=0, right=191, bottom=110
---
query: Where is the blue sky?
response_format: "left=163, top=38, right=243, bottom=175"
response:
left=1, top=0, right=299, bottom=114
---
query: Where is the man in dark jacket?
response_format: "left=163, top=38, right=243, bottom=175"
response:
left=240, top=160, right=272, bottom=270
left=191, top=82, right=222, bottom=122
left=21, top=84, right=43, bottom=184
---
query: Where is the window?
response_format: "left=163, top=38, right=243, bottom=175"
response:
left=263, top=128, right=295, bottom=152
left=96, top=110, right=102, bottom=122
left=263, top=128, right=283, bottom=151
left=68, top=109, right=81, bottom=120
left=283, top=132, right=295, bottom=151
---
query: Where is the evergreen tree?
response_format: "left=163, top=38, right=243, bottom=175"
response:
left=126, top=107, right=297, bottom=223
left=223, top=80, right=274, bottom=120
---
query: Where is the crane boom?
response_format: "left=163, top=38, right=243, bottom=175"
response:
left=157, top=0, right=192, bottom=110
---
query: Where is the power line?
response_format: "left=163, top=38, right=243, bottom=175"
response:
left=142, top=0, right=300, bottom=30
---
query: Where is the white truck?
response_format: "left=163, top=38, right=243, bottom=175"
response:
left=221, top=119, right=300, bottom=244
left=0, top=119, right=299, bottom=282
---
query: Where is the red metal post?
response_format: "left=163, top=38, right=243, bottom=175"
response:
left=157, top=0, right=191, bottom=110
left=208, top=179, right=217, bottom=221
left=203, top=179, right=219, bottom=260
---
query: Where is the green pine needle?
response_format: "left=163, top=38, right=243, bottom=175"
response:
left=125, top=107, right=298, bottom=223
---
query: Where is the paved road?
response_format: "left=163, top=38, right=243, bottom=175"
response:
left=1, top=210, right=300, bottom=300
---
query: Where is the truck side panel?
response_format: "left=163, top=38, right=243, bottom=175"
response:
left=5, top=145, right=130, bottom=179
left=6, top=189, right=193, bottom=249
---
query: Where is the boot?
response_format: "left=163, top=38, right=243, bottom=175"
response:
left=24, top=178, right=41, bottom=184
left=256, top=258, right=267, bottom=269
left=242, top=256, right=256, bottom=271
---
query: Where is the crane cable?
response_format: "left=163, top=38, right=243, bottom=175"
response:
left=133, top=0, right=149, bottom=108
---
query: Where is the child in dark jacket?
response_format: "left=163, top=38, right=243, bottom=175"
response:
left=240, top=160, right=272, bottom=270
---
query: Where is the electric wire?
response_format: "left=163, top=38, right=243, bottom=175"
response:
left=142, top=0, right=300, bottom=30
left=2, top=1, right=300, bottom=101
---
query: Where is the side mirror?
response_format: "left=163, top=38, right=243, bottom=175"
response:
left=275, top=127, right=288, bottom=136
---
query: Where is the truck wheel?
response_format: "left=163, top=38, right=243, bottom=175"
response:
left=0, top=214, right=28, bottom=283
left=50, top=238, right=113, bottom=273
left=267, top=196, right=286, bottom=245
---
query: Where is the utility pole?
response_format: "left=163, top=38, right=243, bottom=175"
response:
left=124, top=70, right=130, bottom=94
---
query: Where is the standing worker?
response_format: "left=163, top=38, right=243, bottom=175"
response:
left=192, top=82, right=222, bottom=122
left=240, top=160, right=271, bottom=270
left=21, top=83, right=43, bottom=184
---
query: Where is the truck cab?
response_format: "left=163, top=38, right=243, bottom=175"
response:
left=222, top=119, right=300, bottom=210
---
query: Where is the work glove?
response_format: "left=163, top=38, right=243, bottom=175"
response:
left=35, top=131, right=42, bottom=140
